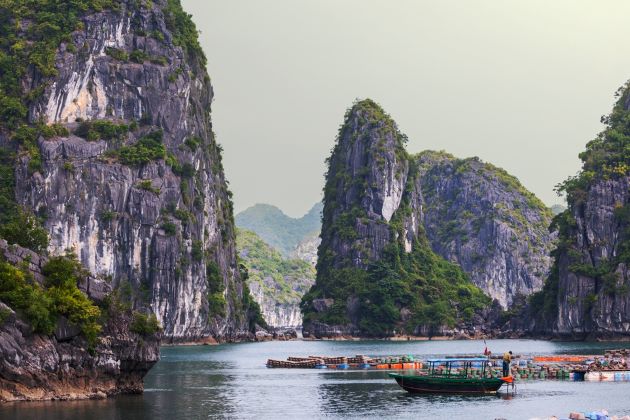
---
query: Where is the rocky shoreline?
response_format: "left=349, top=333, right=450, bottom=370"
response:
left=0, top=305, right=160, bottom=403
left=0, top=240, right=161, bottom=403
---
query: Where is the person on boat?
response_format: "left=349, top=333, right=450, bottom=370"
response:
left=503, top=351, right=513, bottom=377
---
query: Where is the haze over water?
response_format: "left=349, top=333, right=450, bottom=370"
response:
left=3, top=340, right=629, bottom=419
left=183, top=0, right=630, bottom=217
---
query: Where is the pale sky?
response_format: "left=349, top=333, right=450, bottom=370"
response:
left=182, top=0, right=630, bottom=217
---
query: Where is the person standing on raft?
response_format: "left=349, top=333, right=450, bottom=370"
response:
left=502, top=351, right=513, bottom=377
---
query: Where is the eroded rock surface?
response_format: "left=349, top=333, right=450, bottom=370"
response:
left=417, top=151, right=554, bottom=308
left=12, top=0, right=256, bottom=342
left=0, top=240, right=159, bottom=402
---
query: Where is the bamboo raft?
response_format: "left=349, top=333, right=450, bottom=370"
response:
left=267, top=354, right=399, bottom=369
left=266, top=358, right=324, bottom=368
left=266, top=349, right=630, bottom=380
left=267, top=354, right=424, bottom=370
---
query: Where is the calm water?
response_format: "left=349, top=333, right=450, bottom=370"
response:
left=2, top=339, right=630, bottom=420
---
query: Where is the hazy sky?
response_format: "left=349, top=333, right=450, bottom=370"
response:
left=182, top=0, right=630, bottom=217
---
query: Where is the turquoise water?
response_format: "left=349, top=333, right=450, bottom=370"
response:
left=2, top=339, right=630, bottom=419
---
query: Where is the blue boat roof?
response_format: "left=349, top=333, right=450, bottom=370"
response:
left=427, top=358, right=489, bottom=363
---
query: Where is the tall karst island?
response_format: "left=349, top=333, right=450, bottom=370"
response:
left=301, top=99, right=555, bottom=338
left=524, top=83, right=630, bottom=340
left=0, top=0, right=262, bottom=401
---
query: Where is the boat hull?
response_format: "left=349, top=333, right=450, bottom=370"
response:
left=389, top=373, right=505, bottom=394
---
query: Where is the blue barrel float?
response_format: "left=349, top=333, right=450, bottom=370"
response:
left=572, top=370, right=585, bottom=381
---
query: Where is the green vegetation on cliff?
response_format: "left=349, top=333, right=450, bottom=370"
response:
left=0, top=0, right=120, bottom=131
left=130, top=312, right=161, bottom=335
left=237, top=228, right=315, bottom=306
left=302, top=99, right=490, bottom=336
left=0, top=0, right=121, bottom=251
left=557, top=82, right=630, bottom=206
left=106, top=130, right=167, bottom=166
left=417, top=150, right=552, bottom=238
left=163, top=0, right=206, bottom=68
left=0, top=149, right=48, bottom=253
left=531, top=82, right=630, bottom=320
left=0, top=254, right=102, bottom=346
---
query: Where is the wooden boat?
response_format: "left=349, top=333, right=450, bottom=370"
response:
left=390, top=358, right=509, bottom=394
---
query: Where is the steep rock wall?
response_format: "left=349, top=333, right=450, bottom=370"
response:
left=416, top=151, right=554, bottom=308
left=302, top=100, right=490, bottom=338
left=10, top=1, right=255, bottom=342
left=526, top=82, right=630, bottom=339
left=316, top=100, right=413, bottom=274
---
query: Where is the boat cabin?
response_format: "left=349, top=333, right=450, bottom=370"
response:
left=425, top=358, right=491, bottom=378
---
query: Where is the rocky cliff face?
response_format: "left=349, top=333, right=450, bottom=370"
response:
left=237, top=229, right=315, bottom=328
left=0, top=240, right=159, bottom=402
left=416, top=151, right=554, bottom=308
left=3, top=0, right=258, bottom=342
left=315, top=100, right=413, bottom=273
left=301, top=100, right=490, bottom=338
left=291, top=232, right=320, bottom=267
left=247, top=283, right=303, bottom=328
left=526, top=83, right=630, bottom=339
left=554, top=177, right=630, bottom=337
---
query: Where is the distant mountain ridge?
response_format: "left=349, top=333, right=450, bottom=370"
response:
left=235, top=203, right=323, bottom=256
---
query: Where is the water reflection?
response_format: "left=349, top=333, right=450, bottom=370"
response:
left=315, top=370, right=507, bottom=418
left=3, top=340, right=630, bottom=420
left=145, top=357, right=238, bottom=419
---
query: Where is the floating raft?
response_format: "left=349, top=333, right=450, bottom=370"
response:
left=266, top=358, right=323, bottom=368
left=266, top=350, right=630, bottom=380
left=266, top=354, right=422, bottom=370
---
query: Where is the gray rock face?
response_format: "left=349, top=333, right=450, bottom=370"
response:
left=514, top=85, right=630, bottom=340
left=539, top=176, right=630, bottom=338
left=416, top=151, right=555, bottom=308
left=0, top=241, right=159, bottom=402
left=14, top=1, right=252, bottom=342
left=318, top=102, right=416, bottom=274
left=248, top=281, right=305, bottom=328
left=0, top=305, right=159, bottom=402
left=302, top=320, right=359, bottom=339
left=304, top=100, right=556, bottom=338
left=0, top=303, right=160, bottom=402
left=303, top=100, right=430, bottom=337
left=290, top=232, right=320, bottom=266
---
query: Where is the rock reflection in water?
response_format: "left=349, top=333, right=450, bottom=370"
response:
left=3, top=341, right=630, bottom=420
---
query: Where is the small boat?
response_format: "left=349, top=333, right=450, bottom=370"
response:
left=389, top=358, right=510, bottom=394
